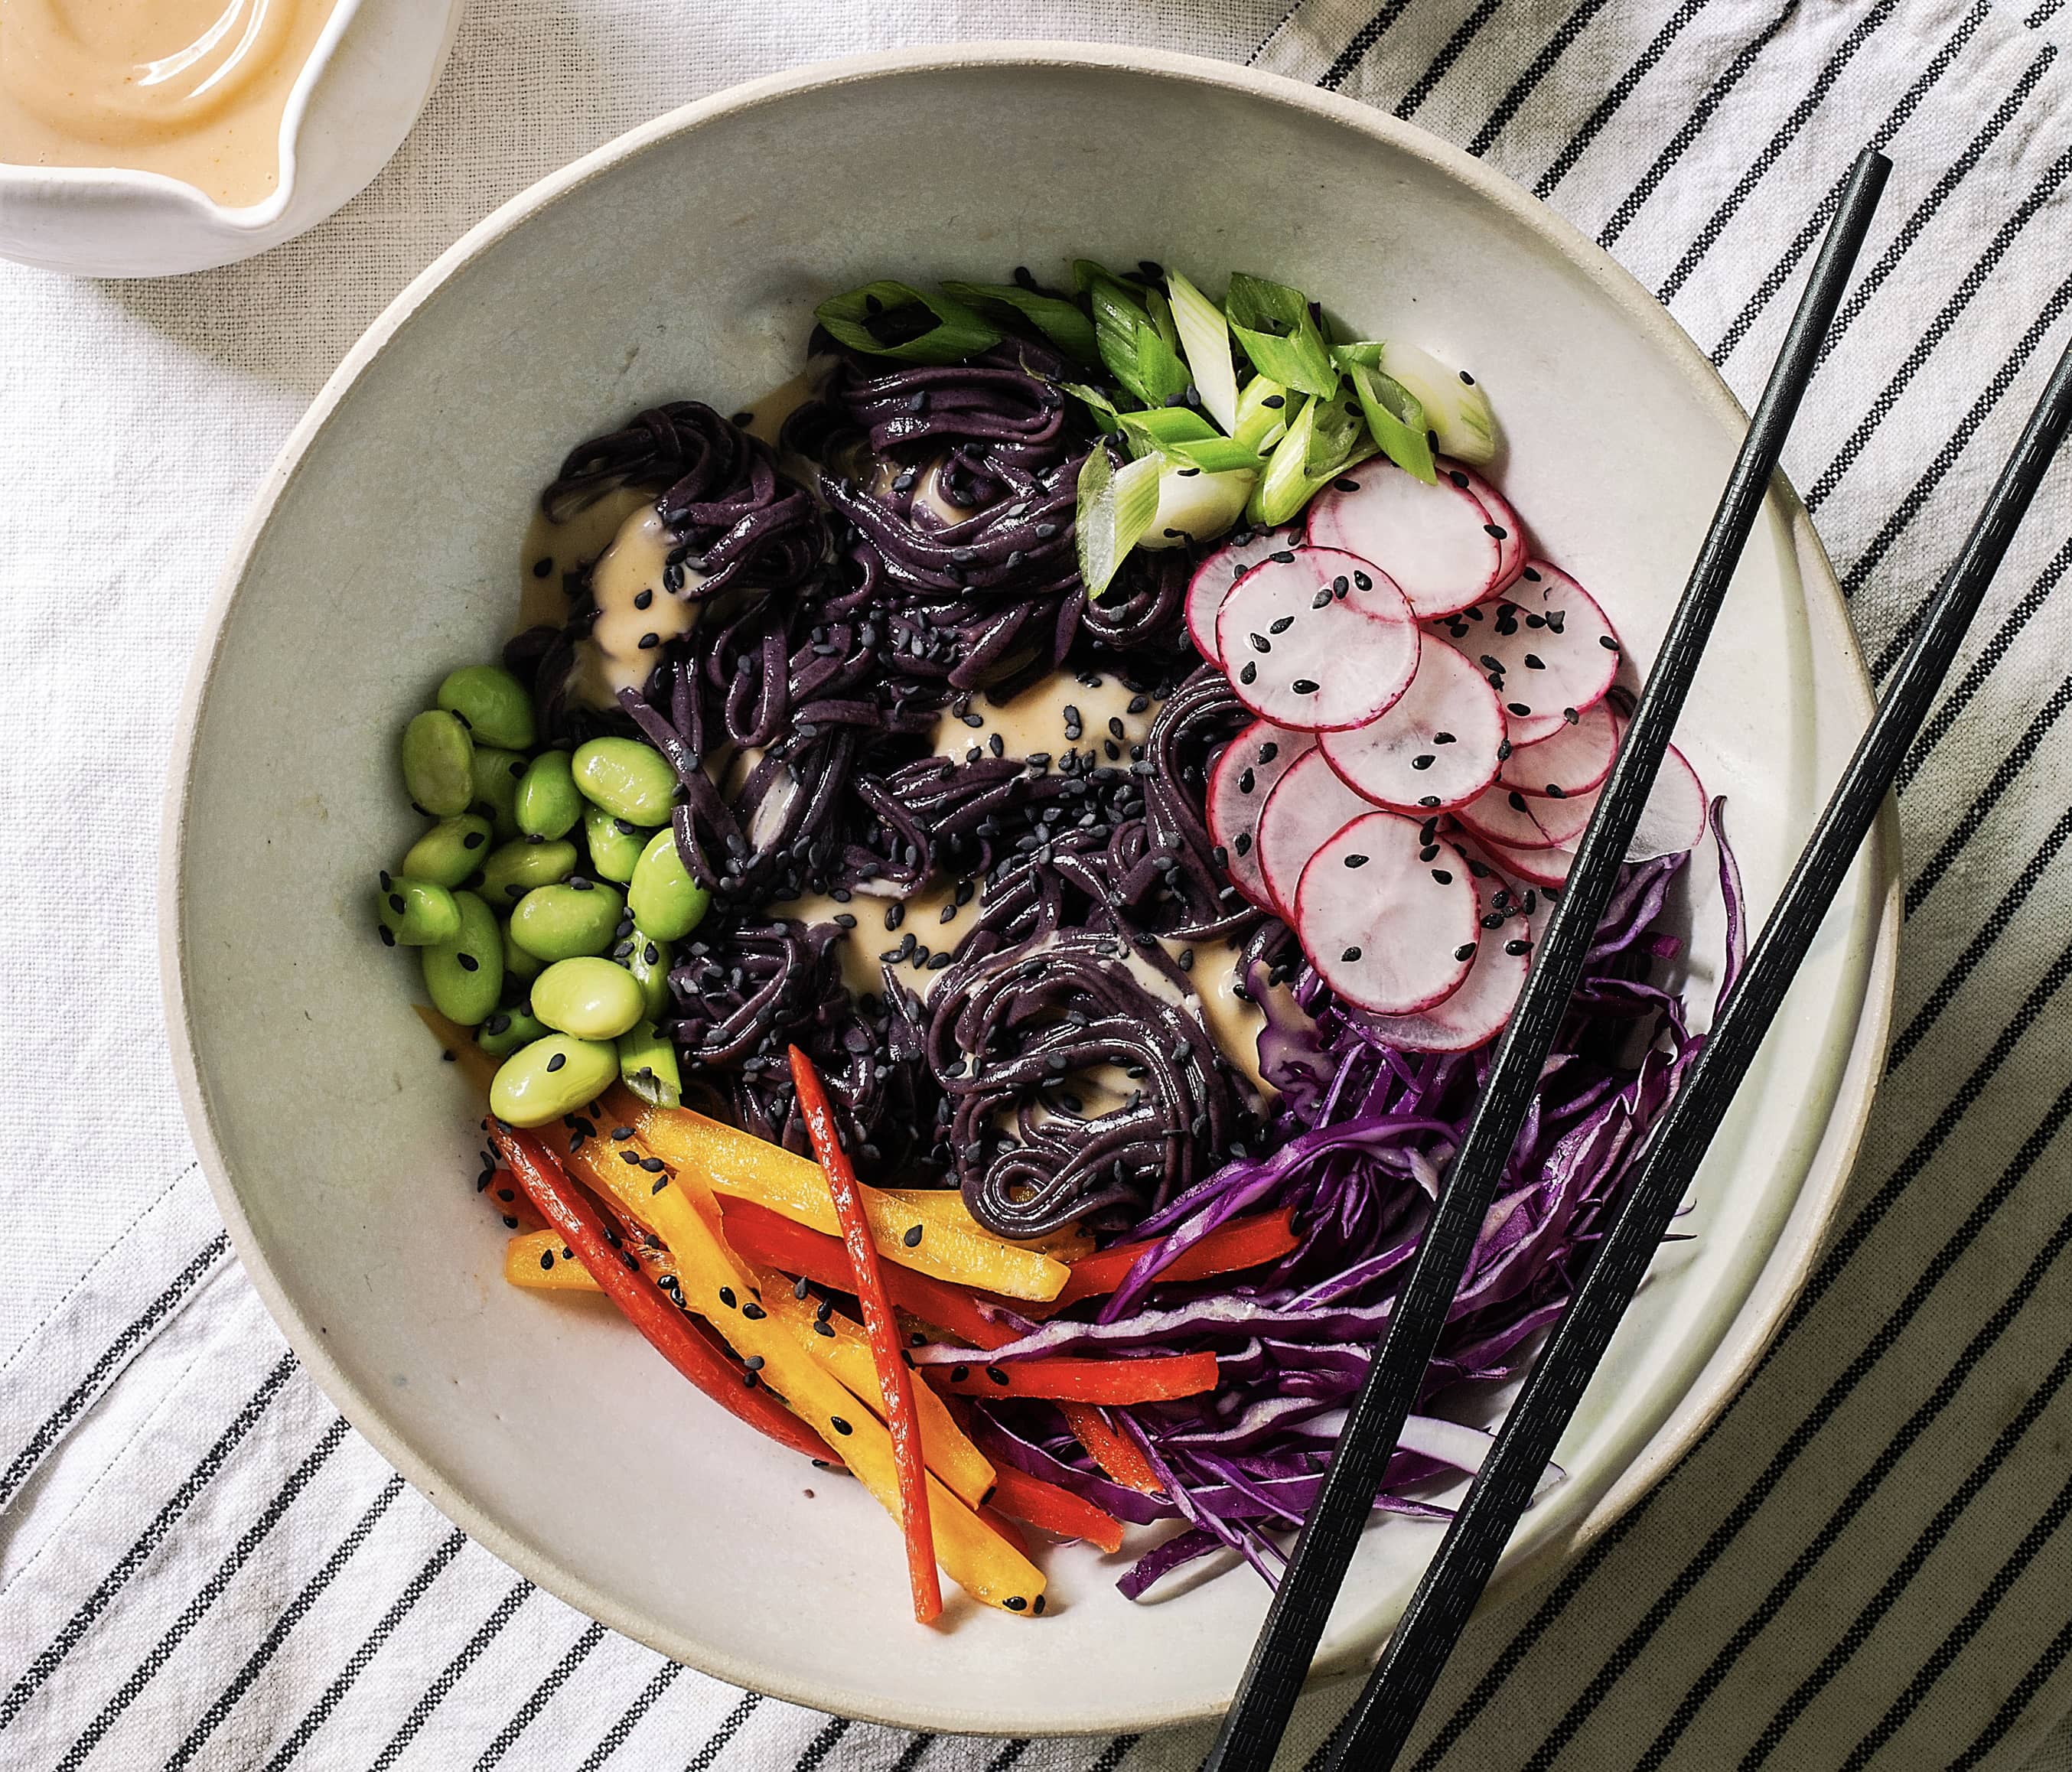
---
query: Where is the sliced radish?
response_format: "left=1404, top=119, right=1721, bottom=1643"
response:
left=1294, top=812, right=1479, bottom=1015
left=1506, top=707, right=1570, bottom=748
left=1442, top=461, right=1526, bottom=596
left=1357, top=848, right=1536, bottom=1050
left=1187, top=526, right=1296, bottom=666
left=1431, top=562, right=1621, bottom=726
left=1464, top=741, right=1708, bottom=863
left=1256, top=747, right=1379, bottom=918
left=1500, top=701, right=1620, bottom=800
left=1479, top=837, right=1573, bottom=891
left=1207, top=722, right=1316, bottom=911
left=1629, top=744, right=1708, bottom=860
left=1215, top=546, right=1419, bottom=732
left=1455, top=781, right=1595, bottom=852
left=1305, top=461, right=1502, bottom=620
left=1317, top=637, right=1503, bottom=813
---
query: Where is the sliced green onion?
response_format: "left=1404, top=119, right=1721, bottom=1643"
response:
left=1165, top=271, right=1240, bottom=432
left=1223, top=273, right=1339, bottom=397
left=938, top=282, right=1099, bottom=363
left=1231, top=376, right=1292, bottom=454
left=1169, top=435, right=1269, bottom=474
left=1080, top=265, right=1192, bottom=408
left=1377, top=340, right=1497, bottom=464
left=1340, top=353, right=1437, bottom=483
left=1061, top=381, right=1126, bottom=435
left=1143, top=288, right=1183, bottom=356
left=1077, top=445, right=1164, bottom=599
left=815, top=281, right=1000, bottom=365
left=1138, top=464, right=1254, bottom=550
left=1248, top=397, right=1379, bottom=528
left=1305, top=388, right=1366, bottom=477
left=1116, top=406, right=1220, bottom=458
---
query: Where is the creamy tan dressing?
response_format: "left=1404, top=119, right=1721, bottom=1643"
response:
left=0, top=0, right=342, bottom=207
left=770, top=881, right=976, bottom=1000
left=930, top=670, right=1161, bottom=768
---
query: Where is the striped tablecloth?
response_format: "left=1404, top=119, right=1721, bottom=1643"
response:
left=3, top=2, right=2070, bottom=1766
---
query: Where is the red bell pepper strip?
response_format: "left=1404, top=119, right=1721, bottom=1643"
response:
left=1059, top=1401, right=1167, bottom=1497
left=985, top=1464, right=1127, bottom=1555
left=788, top=1047, right=942, bottom=1627
left=721, top=1197, right=1018, bottom=1351
left=1047, top=1209, right=1299, bottom=1310
left=489, top=1125, right=829, bottom=1463
left=928, top=1350, right=1219, bottom=1406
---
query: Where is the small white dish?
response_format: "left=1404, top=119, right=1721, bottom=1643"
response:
left=162, top=44, right=1899, bottom=1736
left=0, top=0, right=464, bottom=278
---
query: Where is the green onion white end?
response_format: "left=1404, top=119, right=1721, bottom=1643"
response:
left=1376, top=340, right=1497, bottom=464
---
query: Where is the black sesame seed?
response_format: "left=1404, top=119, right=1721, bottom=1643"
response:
left=1292, top=678, right=1319, bottom=694
left=1600, top=635, right=1620, bottom=650
left=1432, top=869, right=1454, bottom=884
left=1341, top=946, right=1362, bottom=963
left=742, top=1301, right=766, bottom=1321
left=634, top=588, right=654, bottom=610
left=904, top=1223, right=924, bottom=1247
left=986, top=1365, right=1011, bottom=1386
left=1411, top=754, right=1435, bottom=770
left=532, top=556, right=553, bottom=578
left=1240, top=662, right=1258, bottom=685
left=1248, top=632, right=1271, bottom=654
left=1506, top=940, right=1531, bottom=956
left=1343, top=853, right=1368, bottom=868
left=830, top=1416, right=854, bottom=1435
left=1509, top=702, right=1533, bottom=717
left=545, top=1050, right=565, bottom=1072
left=718, top=1286, right=737, bottom=1308
left=1269, top=615, right=1295, bottom=634
left=1005, top=1595, right=1028, bottom=1611
left=1419, top=795, right=1442, bottom=809
left=950, top=1364, right=970, bottom=1383
left=1455, top=943, right=1477, bottom=962
left=1484, top=523, right=1507, bottom=540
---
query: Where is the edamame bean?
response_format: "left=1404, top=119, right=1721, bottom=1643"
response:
left=437, top=663, right=536, bottom=751
left=376, top=872, right=461, bottom=946
left=401, top=711, right=474, bottom=816
left=469, top=745, right=527, bottom=839
left=400, top=814, right=493, bottom=888
left=627, top=829, right=710, bottom=940
left=488, top=1034, right=618, bottom=1128
left=572, top=737, right=679, bottom=826
left=617, top=1020, right=683, bottom=1108
left=507, top=879, right=625, bottom=962
left=502, top=919, right=543, bottom=985
left=421, top=891, right=504, bottom=1025
left=515, top=750, right=582, bottom=841
left=531, top=956, right=646, bottom=1041
left=476, top=1006, right=547, bottom=1057
left=478, top=838, right=578, bottom=906
left=582, top=802, right=649, bottom=885
left=621, top=928, right=673, bottom=1019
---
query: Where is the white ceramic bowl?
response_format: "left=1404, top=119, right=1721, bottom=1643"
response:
left=163, top=45, right=1899, bottom=1736
left=0, top=0, right=463, bottom=277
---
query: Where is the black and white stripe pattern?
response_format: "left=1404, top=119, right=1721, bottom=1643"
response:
left=3, top=1, right=2070, bottom=1767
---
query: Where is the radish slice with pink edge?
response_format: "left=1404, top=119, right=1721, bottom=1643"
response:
left=1355, top=846, right=1538, bottom=1050
left=1430, top=560, right=1621, bottom=726
left=1464, top=741, right=1709, bottom=863
left=1186, top=526, right=1298, bottom=666
left=1256, top=746, right=1378, bottom=918
left=1294, top=812, right=1480, bottom=1015
left=1479, top=836, right=1573, bottom=891
left=1317, top=636, right=1504, bottom=813
left=1441, top=460, right=1526, bottom=596
left=1500, top=701, right=1620, bottom=799
left=1627, top=744, right=1709, bottom=860
left=1505, top=707, right=1571, bottom=748
left=1455, top=780, right=1595, bottom=852
left=1305, top=459, right=1503, bottom=620
left=1215, top=546, right=1419, bottom=732
left=1206, top=721, right=1316, bottom=910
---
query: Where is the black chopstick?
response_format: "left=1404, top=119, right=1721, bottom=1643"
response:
left=1321, top=328, right=2072, bottom=1772
left=1202, top=146, right=1894, bottom=1772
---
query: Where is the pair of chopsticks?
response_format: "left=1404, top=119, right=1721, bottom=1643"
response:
left=1210, top=145, right=2072, bottom=1772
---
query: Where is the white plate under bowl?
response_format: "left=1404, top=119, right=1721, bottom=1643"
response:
left=162, top=44, right=1898, bottom=1738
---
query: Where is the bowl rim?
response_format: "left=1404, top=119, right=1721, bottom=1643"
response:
left=159, top=39, right=1901, bottom=1737
left=0, top=0, right=369, bottom=226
